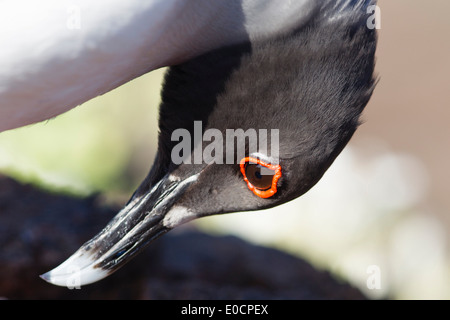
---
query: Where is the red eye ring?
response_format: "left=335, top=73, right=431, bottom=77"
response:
left=240, top=157, right=282, bottom=199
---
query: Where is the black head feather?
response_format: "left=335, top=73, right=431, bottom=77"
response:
left=136, top=0, right=377, bottom=215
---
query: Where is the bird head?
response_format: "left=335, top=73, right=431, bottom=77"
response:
left=42, top=1, right=377, bottom=286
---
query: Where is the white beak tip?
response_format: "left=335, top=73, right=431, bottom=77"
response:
left=38, top=268, right=75, bottom=287
left=39, top=254, right=111, bottom=288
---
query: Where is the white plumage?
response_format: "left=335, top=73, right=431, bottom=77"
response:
left=0, top=0, right=312, bottom=132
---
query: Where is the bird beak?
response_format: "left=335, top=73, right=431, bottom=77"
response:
left=40, top=173, right=199, bottom=287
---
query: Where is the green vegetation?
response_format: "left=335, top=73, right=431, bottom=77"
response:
left=0, top=68, right=165, bottom=197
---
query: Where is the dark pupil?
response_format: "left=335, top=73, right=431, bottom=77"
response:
left=245, top=163, right=275, bottom=190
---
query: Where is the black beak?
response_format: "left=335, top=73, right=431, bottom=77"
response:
left=40, top=173, right=199, bottom=287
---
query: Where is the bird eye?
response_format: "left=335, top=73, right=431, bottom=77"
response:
left=240, top=157, right=282, bottom=198
left=245, top=164, right=274, bottom=190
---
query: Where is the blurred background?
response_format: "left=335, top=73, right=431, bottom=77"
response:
left=0, top=0, right=448, bottom=299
